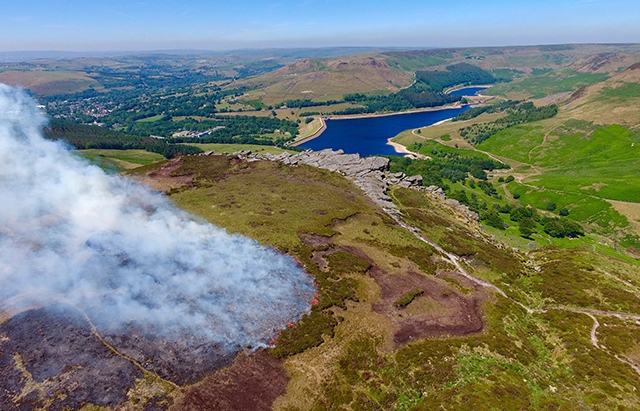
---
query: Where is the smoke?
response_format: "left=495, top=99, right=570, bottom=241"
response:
left=0, top=84, right=315, bottom=349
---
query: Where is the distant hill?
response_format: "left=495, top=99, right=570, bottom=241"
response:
left=236, top=44, right=640, bottom=105
left=235, top=55, right=413, bottom=105
left=563, top=61, right=640, bottom=126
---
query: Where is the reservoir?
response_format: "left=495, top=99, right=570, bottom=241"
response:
left=298, top=86, right=486, bottom=156
left=298, top=106, right=471, bottom=157
left=448, top=86, right=489, bottom=96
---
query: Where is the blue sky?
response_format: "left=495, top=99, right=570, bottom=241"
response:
left=1, top=0, right=639, bottom=51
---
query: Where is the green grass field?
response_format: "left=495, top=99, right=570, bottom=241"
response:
left=136, top=114, right=165, bottom=123
left=187, top=143, right=296, bottom=155
left=481, top=123, right=640, bottom=203
left=79, top=149, right=165, bottom=172
left=483, top=69, right=609, bottom=99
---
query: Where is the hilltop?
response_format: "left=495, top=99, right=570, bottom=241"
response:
left=234, top=55, right=412, bottom=105
left=6, top=148, right=640, bottom=410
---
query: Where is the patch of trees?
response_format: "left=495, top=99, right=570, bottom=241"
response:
left=44, top=120, right=202, bottom=158
left=541, top=217, right=584, bottom=238
left=299, top=111, right=321, bottom=117
left=507, top=206, right=583, bottom=238
left=460, top=102, right=559, bottom=145
left=280, top=99, right=342, bottom=108
left=452, top=100, right=520, bottom=122
left=398, top=86, right=460, bottom=108
left=338, top=90, right=455, bottom=114
left=388, top=142, right=508, bottom=188
left=415, top=63, right=497, bottom=92
left=129, top=114, right=298, bottom=139
left=339, top=93, right=414, bottom=114
left=388, top=145, right=584, bottom=238
left=337, top=64, right=495, bottom=114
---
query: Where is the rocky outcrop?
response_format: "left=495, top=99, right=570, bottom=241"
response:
left=199, top=148, right=478, bottom=221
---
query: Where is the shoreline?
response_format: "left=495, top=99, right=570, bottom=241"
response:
left=290, top=117, right=326, bottom=147
left=386, top=139, right=430, bottom=160
left=445, top=84, right=491, bottom=94
left=324, top=103, right=466, bottom=121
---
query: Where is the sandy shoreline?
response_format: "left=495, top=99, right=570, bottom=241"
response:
left=386, top=139, right=430, bottom=159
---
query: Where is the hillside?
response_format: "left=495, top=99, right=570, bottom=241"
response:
left=392, top=57, right=640, bottom=258
left=562, top=62, right=640, bottom=126
left=6, top=152, right=640, bottom=410
left=235, top=56, right=413, bottom=106
left=235, top=44, right=640, bottom=107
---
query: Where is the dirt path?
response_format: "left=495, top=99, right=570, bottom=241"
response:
left=586, top=312, right=600, bottom=348
left=527, top=124, right=560, bottom=164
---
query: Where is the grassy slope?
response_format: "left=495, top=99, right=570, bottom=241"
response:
left=79, top=149, right=165, bottom=172
left=187, top=143, right=296, bottom=155
left=393, top=62, right=640, bottom=248
left=235, top=55, right=413, bottom=105
left=0, top=70, right=102, bottom=95
left=125, top=156, right=640, bottom=410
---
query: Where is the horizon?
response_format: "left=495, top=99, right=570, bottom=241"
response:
left=2, top=0, right=639, bottom=54
left=1, top=42, right=639, bottom=63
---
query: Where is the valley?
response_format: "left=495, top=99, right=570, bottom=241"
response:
left=1, top=43, right=640, bottom=410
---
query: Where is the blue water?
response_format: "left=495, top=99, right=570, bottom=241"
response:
left=299, top=106, right=470, bottom=156
left=448, top=86, right=489, bottom=96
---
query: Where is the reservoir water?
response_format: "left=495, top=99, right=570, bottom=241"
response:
left=298, top=86, right=485, bottom=156
left=299, top=106, right=471, bottom=157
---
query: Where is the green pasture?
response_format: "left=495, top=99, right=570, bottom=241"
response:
left=507, top=181, right=629, bottom=231
left=79, top=149, right=165, bottom=172
left=484, top=69, right=608, bottom=99
left=478, top=124, right=546, bottom=163
left=481, top=123, right=640, bottom=203
left=135, top=114, right=165, bottom=123
left=598, top=82, right=640, bottom=100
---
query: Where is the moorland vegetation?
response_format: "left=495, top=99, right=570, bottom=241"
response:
left=3, top=43, right=640, bottom=410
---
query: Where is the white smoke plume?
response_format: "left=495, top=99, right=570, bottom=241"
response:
left=0, top=84, right=315, bottom=348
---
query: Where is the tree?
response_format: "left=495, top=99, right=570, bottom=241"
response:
left=546, top=202, right=557, bottom=211
left=482, top=210, right=506, bottom=230
left=559, top=207, right=570, bottom=216
left=519, top=217, right=536, bottom=239
left=542, top=217, right=584, bottom=238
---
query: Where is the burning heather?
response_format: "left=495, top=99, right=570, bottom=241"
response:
left=0, top=84, right=316, bottom=349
